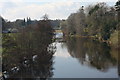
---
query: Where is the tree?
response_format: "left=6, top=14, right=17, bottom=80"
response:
left=42, top=14, right=49, bottom=20
left=26, top=17, right=32, bottom=25
left=67, top=13, right=76, bottom=35
left=115, top=0, right=120, bottom=21
left=75, top=6, right=86, bottom=36
left=86, top=3, right=117, bottom=40
left=1, top=17, right=11, bottom=31
left=60, top=20, right=68, bottom=35
left=21, top=18, right=26, bottom=26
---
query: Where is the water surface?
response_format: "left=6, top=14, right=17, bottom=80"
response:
left=53, top=38, right=118, bottom=78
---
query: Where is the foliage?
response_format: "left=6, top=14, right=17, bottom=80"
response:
left=2, top=15, right=56, bottom=78
left=115, top=0, right=120, bottom=11
left=61, top=2, right=119, bottom=44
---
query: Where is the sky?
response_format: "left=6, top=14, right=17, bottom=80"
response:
left=0, top=0, right=118, bottom=21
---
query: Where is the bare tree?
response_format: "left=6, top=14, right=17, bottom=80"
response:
left=42, top=14, right=49, bottom=20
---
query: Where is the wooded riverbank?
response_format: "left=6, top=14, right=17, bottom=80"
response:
left=60, top=2, right=119, bottom=49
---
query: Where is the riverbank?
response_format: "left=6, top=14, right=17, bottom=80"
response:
left=63, top=34, right=119, bottom=49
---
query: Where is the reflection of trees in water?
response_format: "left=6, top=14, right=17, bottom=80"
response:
left=65, top=37, right=117, bottom=72
left=2, top=20, right=56, bottom=79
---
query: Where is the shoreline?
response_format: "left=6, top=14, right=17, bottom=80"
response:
left=63, top=34, right=119, bottom=49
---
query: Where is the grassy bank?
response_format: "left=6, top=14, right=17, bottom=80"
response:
left=64, top=33, right=119, bottom=49
left=109, top=30, right=119, bottom=49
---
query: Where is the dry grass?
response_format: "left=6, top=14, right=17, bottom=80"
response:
left=109, top=30, right=119, bottom=48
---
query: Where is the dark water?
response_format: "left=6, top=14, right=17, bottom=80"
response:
left=2, top=34, right=118, bottom=79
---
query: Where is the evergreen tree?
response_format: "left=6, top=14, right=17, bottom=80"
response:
left=115, top=0, right=120, bottom=21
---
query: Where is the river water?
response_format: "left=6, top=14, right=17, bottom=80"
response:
left=52, top=38, right=118, bottom=78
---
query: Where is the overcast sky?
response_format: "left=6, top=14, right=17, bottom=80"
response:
left=0, top=0, right=117, bottom=21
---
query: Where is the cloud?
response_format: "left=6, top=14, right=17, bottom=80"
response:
left=1, top=2, right=81, bottom=21
left=0, top=0, right=117, bottom=21
left=0, top=0, right=117, bottom=2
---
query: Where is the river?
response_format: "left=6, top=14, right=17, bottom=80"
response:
left=52, top=38, right=118, bottom=78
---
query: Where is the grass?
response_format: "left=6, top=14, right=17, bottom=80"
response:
left=109, top=30, right=119, bottom=48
